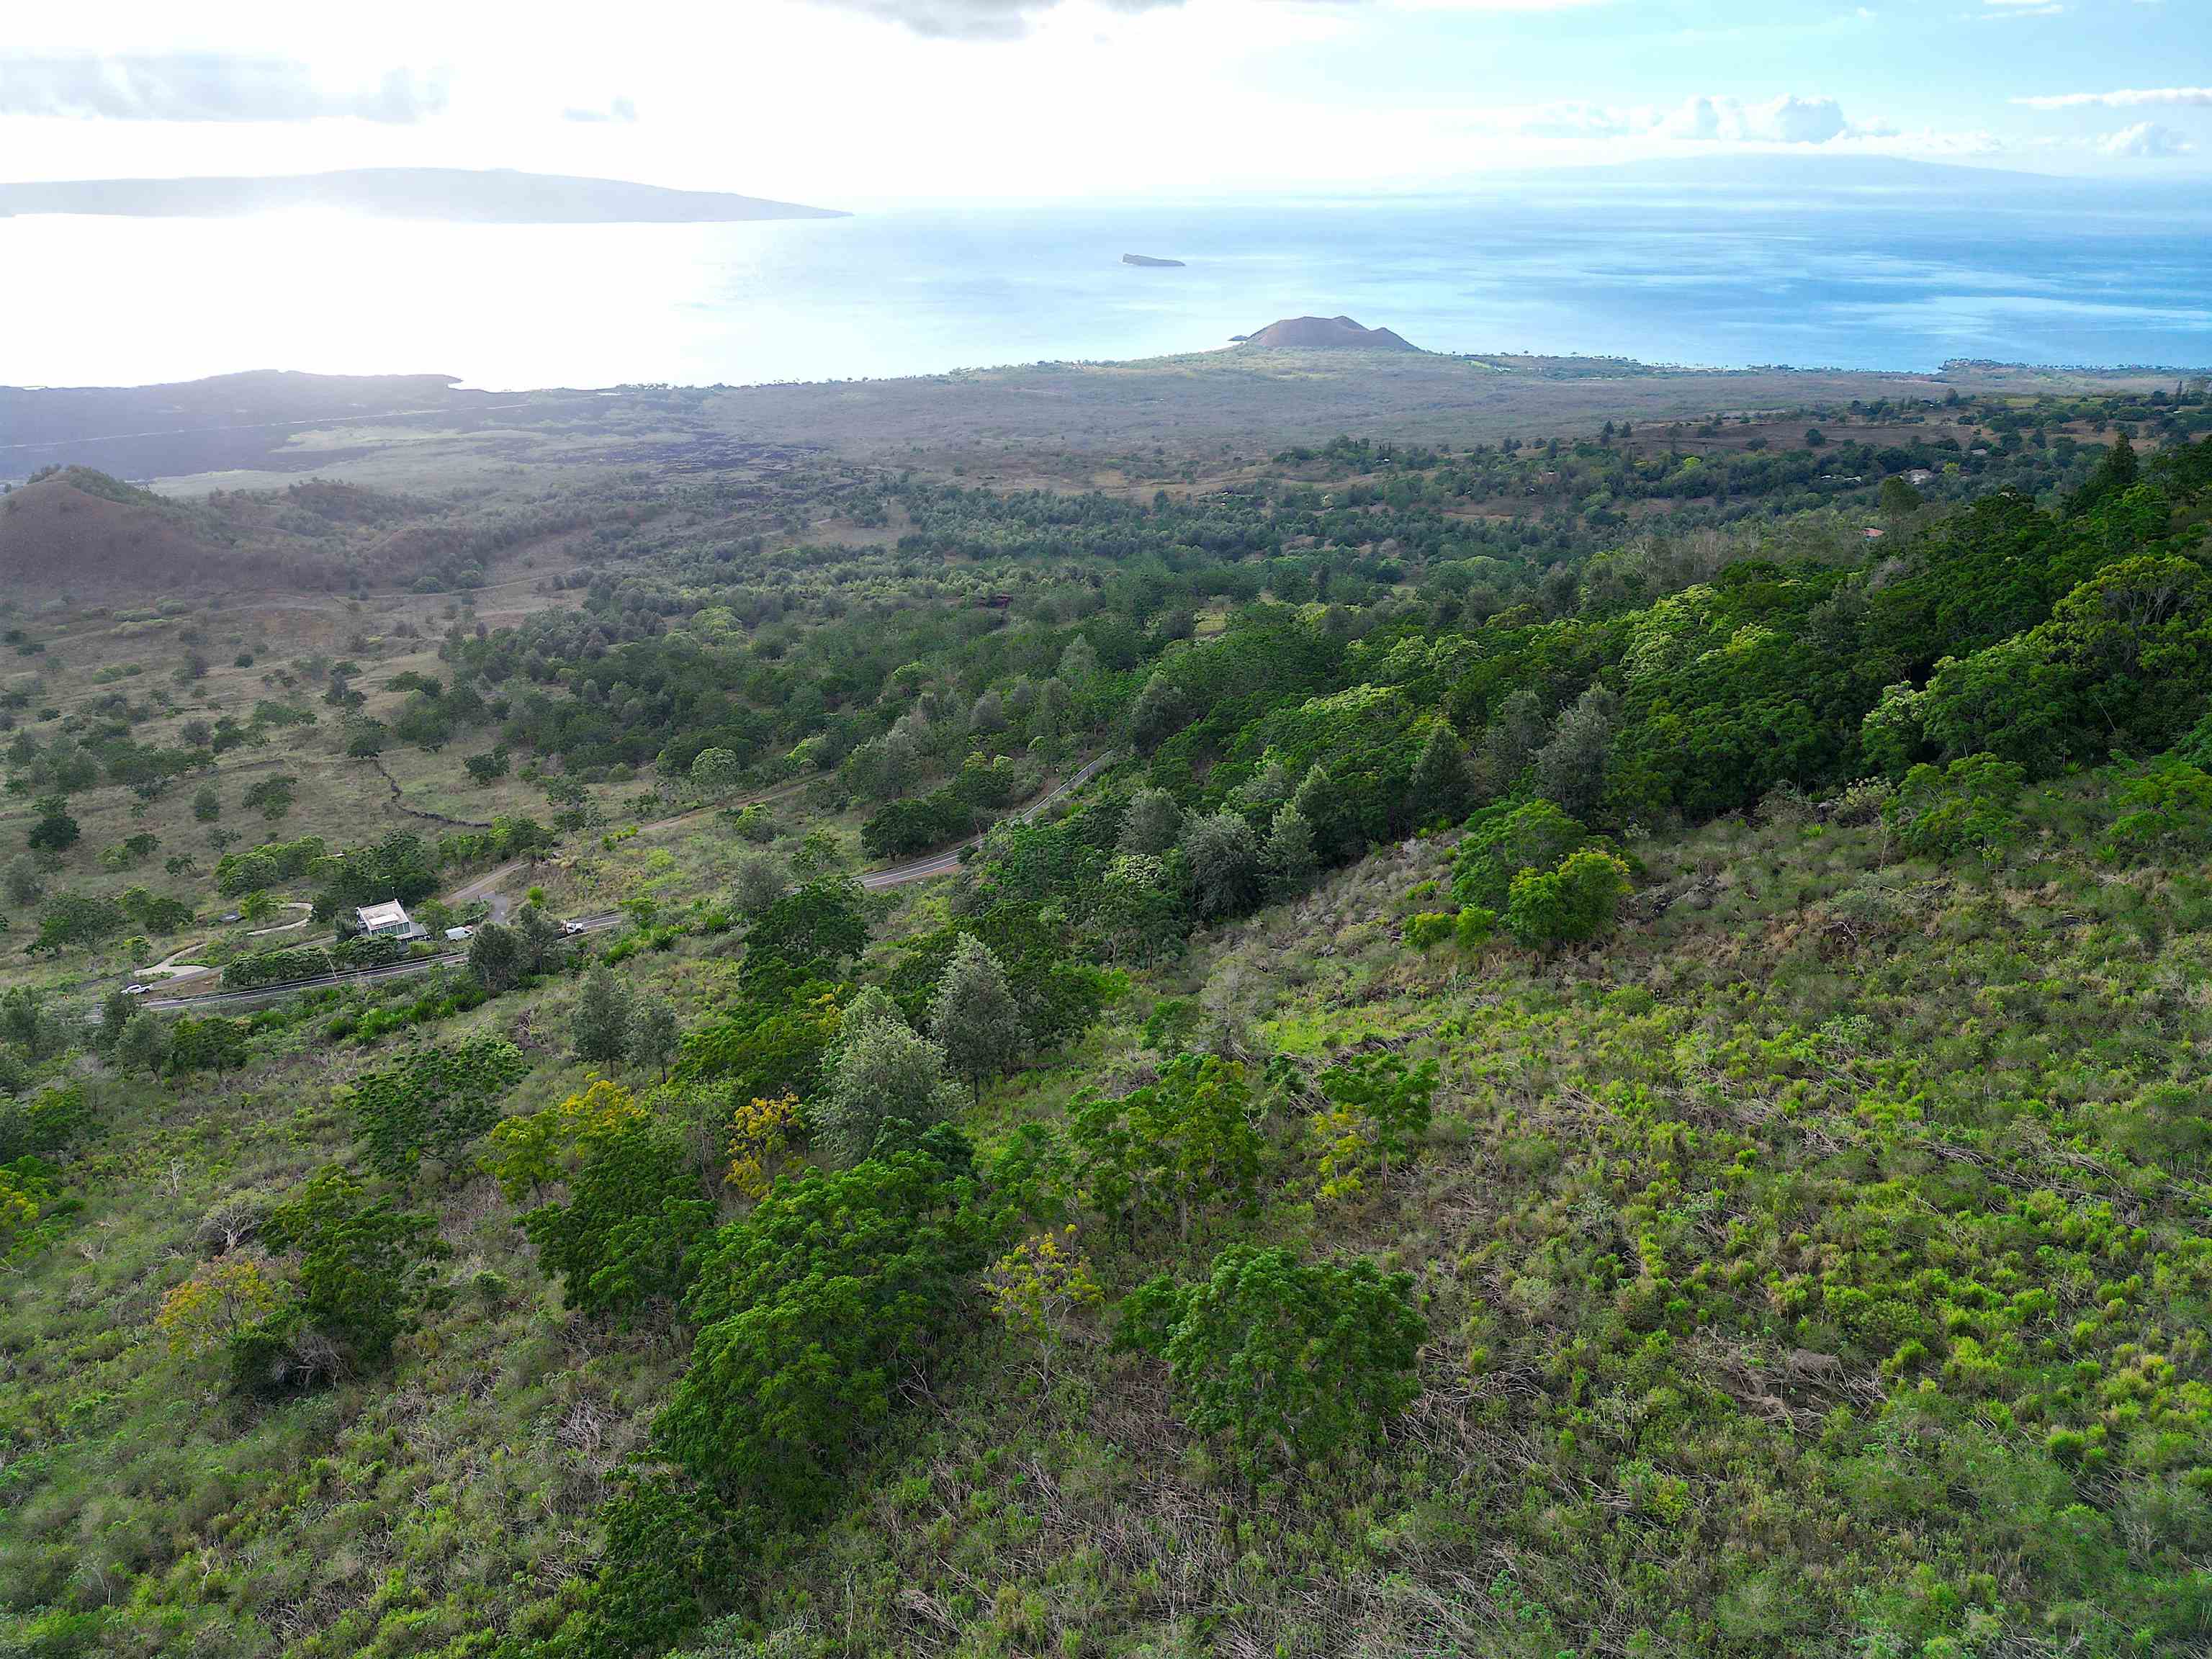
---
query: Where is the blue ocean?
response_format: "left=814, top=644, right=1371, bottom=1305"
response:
left=5, top=165, right=2207, bottom=389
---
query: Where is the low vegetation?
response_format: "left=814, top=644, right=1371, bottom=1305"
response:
left=1, top=380, right=2208, bottom=1658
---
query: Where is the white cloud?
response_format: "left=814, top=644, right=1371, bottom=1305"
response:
left=1659, top=94, right=1851, bottom=144
left=2101, top=120, right=2195, bottom=158
left=0, top=53, right=447, bottom=122
left=1382, top=0, right=1614, bottom=9
left=1471, top=91, right=1865, bottom=147
left=562, top=96, right=639, bottom=124
left=807, top=0, right=1182, bottom=39
left=1977, top=1, right=2063, bottom=15
left=2015, top=86, right=2212, bottom=109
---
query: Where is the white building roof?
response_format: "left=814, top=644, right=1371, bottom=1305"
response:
left=357, top=901, right=413, bottom=930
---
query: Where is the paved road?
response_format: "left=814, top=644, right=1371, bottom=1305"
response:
left=860, top=751, right=1118, bottom=889
left=130, top=752, right=1117, bottom=1011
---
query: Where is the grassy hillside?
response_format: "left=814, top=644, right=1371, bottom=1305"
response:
left=1, top=385, right=2208, bottom=1659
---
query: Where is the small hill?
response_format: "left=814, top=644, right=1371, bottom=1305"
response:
left=0, top=466, right=485, bottom=598
left=1241, top=315, right=1423, bottom=352
left=0, top=468, right=244, bottom=595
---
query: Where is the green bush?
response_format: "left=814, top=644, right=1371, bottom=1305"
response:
left=656, top=1129, right=982, bottom=1514
left=1504, top=848, right=1632, bottom=948
left=1454, top=905, right=1497, bottom=948
left=1886, top=752, right=2028, bottom=859
left=1115, top=1244, right=1424, bottom=1482
left=1452, top=799, right=1589, bottom=910
left=1402, top=911, right=1456, bottom=949
left=349, top=1038, right=530, bottom=1180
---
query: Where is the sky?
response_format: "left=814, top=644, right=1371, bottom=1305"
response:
left=0, top=0, right=2206, bottom=204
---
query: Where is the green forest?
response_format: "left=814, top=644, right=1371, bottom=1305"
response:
left=4, top=383, right=2212, bottom=1659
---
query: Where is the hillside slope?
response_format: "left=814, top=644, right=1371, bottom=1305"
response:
left=0, top=410, right=2207, bottom=1659
left=0, top=465, right=603, bottom=598
left=0, top=469, right=264, bottom=594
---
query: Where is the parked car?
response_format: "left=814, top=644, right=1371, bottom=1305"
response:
left=560, top=919, right=588, bottom=937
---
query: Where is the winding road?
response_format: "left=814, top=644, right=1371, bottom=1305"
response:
left=857, top=750, right=1119, bottom=889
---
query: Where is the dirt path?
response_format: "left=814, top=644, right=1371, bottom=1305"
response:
left=631, top=778, right=809, bottom=842
left=444, top=860, right=529, bottom=923
left=130, top=943, right=217, bottom=985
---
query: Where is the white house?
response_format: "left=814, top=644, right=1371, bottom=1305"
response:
left=356, top=901, right=428, bottom=941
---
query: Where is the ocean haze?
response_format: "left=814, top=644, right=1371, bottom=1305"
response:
left=2, top=163, right=2206, bottom=390
left=0, top=168, right=846, bottom=224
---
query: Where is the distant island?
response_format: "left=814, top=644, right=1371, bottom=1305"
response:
left=1241, top=315, right=1424, bottom=352
left=0, top=168, right=848, bottom=225
left=1122, top=253, right=1185, bottom=269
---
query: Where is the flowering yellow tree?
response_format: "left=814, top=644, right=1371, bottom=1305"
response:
left=1305, top=1055, right=1438, bottom=1203
left=984, top=1225, right=1102, bottom=1384
left=1307, top=1097, right=1382, bottom=1203
left=484, top=1078, right=651, bottom=1203
left=724, top=1093, right=804, bottom=1200
left=0, top=1164, right=50, bottom=1265
left=156, top=1252, right=283, bottom=1357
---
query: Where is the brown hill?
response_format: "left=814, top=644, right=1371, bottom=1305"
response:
left=0, top=470, right=258, bottom=596
left=0, top=467, right=451, bottom=598
left=1241, top=315, right=1424, bottom=353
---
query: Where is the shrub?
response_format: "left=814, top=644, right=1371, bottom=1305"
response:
left=2101, top=757, right=2212, bottom=862
left=1114, top=1244, right=1424, bottom=1482
left=1504, top=848, right=1632, bottom=948
left=1071, top=1054, right=1260, bottom=1241
left=1452, top=799, right=1589, bottom=911
left=521, top=1114, right=712, bottom=1318
left=240, top=1166, right=449, bottom=1386
left=1403, top=911, right=1456, bottom=949
left=1886, top=752, right=2027, bottom=860
left=657, top=1130, right=983, bottom=1514
left=349, top=1039, right=529, bottom=1180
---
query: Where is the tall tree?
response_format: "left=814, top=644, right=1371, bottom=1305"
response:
left=1408, top=723, right=1475, bottom=827
left=1120, top=788, right=1184, bottom=855
left=572, top=966, right=636, bottom=1065
left=467, top=922, right=526, bottom=993
left=689, top=747, right=744, bottom=799
left=631, top=997, right=683, bottom=1083
left=1290, top=763, right=1357, bottom=865
left=732, top=852, right=786, bottom=917
left=1262, top=805, right=1319, bottom=899
left=1532, top=683, right=1617, bottom=822
left=1130, top=675, right=1193, bottom=752
left=930, top=935, right=1025, bottom=1102
left=1480, top=686, right=1549, bottom=789
left=1180, top=811, right=1262, bottom=922
left=817, top=992, right=958, bottom=1164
